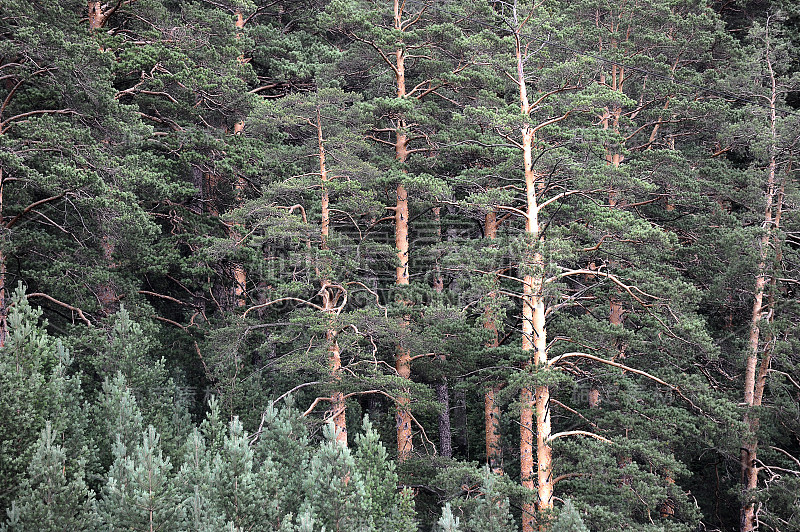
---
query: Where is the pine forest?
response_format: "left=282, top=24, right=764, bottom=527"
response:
left=1, top=0, right=799, bottom=530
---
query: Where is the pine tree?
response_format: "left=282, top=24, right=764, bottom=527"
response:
left=353, top=416, right=416, bottom=531
left=96, top=425, right=185, bottom=531
left=550, top=500, right=588, bottom=532
left=176, top=428, right=225, bottom=532
left=0, top=285, right=93, bottom=510
left=301, top=422, right=373, bottom=531
left=208, top=417, right=270, bottom=529
left=2, top=423, right=94, bottom=532
left=436, top=503, right=462, bottom=532
left=462, top=469, right=516, bottom=532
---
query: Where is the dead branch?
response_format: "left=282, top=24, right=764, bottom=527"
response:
left=547, top=430, right=613, bottom=444
left=26, top=293, right=91, bottom=326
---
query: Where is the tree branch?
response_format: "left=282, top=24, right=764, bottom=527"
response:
left=5, top=193, right=66, bottom=229
left=26, top=293, right=91, bottom=326
left=547, top=430, right=613, bottom=444
left=242, top=297, right=325, bottom=318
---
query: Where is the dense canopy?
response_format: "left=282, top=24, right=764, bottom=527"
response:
left=0, top=1, right=798, bottom=531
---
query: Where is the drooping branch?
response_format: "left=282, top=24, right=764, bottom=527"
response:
left=538, top=189, right=603, bottom=211
left=5, top=193, right=66, bottom=229
left=26, top=293, right=91, bottom=326
left=546, top=268, right=662, bottom=304
left=547, top=430, right=613, bottom=444
left=0, top=109, right=76, bottom=133
left=242, top=297, right=325, bottom=318
left=548, top=351, right=672, bottom=387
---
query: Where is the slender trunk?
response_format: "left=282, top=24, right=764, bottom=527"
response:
left=231, top=120, right=247, bottom=306
left=86, top=3, right=119, bottom=313
left=516, top=25, right=551, bottom=530
left=317, top=108, right=346, bottom=446
left=231, top=12, right=247, bottom=305
left=393, top=0, right=413, bottom=462
left=432, top=206, right=452, bottom=458
left=740, top=46, right=779, bottom=532
left=484, top=211, right=503, bottom=475
left=436, top=378, right=452, bottom=458
left=0, top=166, right=5, bottom=347
left=395, top=176, right=413, bottom=460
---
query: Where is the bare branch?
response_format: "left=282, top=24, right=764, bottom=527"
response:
left=0, top=109, right=76, bottom=133
left=5, top=193, right=66, bottom=229
left=547, top=430, right=613, bottom=444
left=26, top=293, right=91, bottom=326
left=243, top=297, right=325, bottom=318
left=302, top=396, right=332, bottom=417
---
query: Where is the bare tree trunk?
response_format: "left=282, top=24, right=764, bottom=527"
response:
left=740, top=41, right=779, bottom=532
left=514, top=21, right=551, bottom=531
left=316, top=107, right=347, bottom=446
left=432, top=206, right=452, bottom=458
left=231, top=11, right=247, bottom=307
left=436, top=378, right=452, bottom=458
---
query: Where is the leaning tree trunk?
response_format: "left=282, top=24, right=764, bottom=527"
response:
left=740, top=52, right=779, bottom=531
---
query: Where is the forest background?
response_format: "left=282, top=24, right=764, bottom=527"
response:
left=0, top=0, right=798, bottom=530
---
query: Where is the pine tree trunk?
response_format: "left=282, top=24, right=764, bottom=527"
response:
left=86, top=4, right=119, bottom=314
left=436, top=379, right=452, bottom=458
left=484, top=211, right=503, bottom=474
left=432, top=206, right=452, bottom=458
left=393, top=0, right=413, bottom=462
left=740, top=48, right=779, bottom=532
left=516, top=27, right=551, bottom=531
left=0, top=166, right=5, bottom=347
left=317, top=107, right=346, bottom=446
left=231, top=10, right=247, bottom=306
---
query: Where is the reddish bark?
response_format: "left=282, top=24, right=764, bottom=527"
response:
left=392, top=0, right=413, bottom=462
left=484, top=211, right=503, bottom=475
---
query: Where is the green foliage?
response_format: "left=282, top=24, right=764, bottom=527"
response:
left=435, top=503, right=462, bottom=532
left=0, top=286, right=92, bottom=511
left=353, top=416, right=417, bottom=531
left=551, top=500, right=588, bottom=532
left=2, top=423, right=94, bottom=532
left=0, top=1, right=799, bottom=530
left=96, top=425, right=184, bottom=531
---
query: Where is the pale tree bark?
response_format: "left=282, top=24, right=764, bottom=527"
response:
left=316, top=107, right=347, bottom=445
left=513, top=22, right=551, bottom=530
left=88, top=0, right=133, bottom=31
left=231, top=10, right=247, bottom=307
left=740, top=34, right=780, bottom=531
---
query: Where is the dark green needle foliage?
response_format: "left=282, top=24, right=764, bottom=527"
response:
left=0, top=0, right=799, bottom=530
